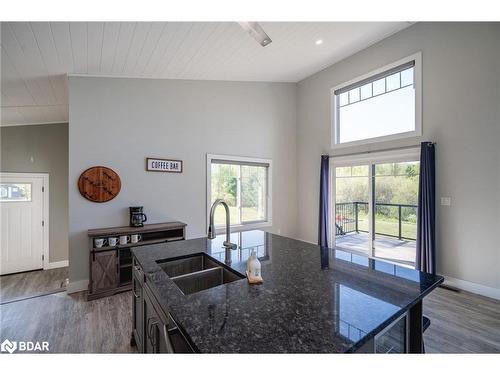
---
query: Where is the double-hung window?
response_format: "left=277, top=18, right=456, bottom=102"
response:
left=207, top=154, right=272, bottom=230
left=332, top=52, right=422, bottom=147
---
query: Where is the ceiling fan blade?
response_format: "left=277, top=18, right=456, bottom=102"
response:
left=238, top=22, right=272, bottom=47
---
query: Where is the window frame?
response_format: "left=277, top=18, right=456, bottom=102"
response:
left=206, top=153, right=272, bottom=233
left=331, top=52, right=422, bottom=149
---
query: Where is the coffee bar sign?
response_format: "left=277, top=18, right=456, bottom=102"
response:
left=146, top=158, right=183, bottom=173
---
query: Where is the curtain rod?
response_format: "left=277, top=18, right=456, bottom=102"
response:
left=323, top=142, right=435, bottom=159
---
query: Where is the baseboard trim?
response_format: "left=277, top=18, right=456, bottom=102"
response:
left=443, top=275, right=500, bottom=301
left=67, top=279, right=88, bottom=294
left=45, top=260, right=69, bottom=270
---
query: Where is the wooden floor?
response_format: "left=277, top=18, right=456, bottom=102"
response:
left=0, top=291, right=136, bottom=353
left=0, top=285, right=499, bottom=353
left=0, top=267, right=68, bottom=304
left=423, top=287, right=500, bottom=353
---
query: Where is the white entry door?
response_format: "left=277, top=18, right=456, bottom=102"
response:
left=0, top=173, right=47, bottom=275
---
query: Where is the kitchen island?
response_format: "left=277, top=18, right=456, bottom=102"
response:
left=131, top=230, right=443, bottom=353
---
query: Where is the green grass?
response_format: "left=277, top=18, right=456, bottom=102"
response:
left=356, top=213, right=416, bottom=240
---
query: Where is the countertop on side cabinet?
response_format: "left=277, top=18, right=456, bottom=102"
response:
left=132, top=231, right=443, bottom=353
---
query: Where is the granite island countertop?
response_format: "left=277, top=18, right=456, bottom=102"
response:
left=132, top=230, right=443, bottom=353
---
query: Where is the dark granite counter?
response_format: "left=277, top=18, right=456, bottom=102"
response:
left=132, top=230, right=443, bottom=353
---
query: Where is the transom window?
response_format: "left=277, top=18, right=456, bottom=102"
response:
left=207, top=154, right=272, bottom=229
left=332, top=53, right=421, bottom=147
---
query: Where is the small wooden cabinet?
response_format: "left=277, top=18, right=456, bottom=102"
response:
left=91, top=249, right=119, bottom=293
left=87, top=221, right=186, bottom=301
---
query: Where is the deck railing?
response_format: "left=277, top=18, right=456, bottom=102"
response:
left=335, top=202, right=417, bottom=241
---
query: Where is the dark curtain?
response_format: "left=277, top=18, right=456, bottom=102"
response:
left=318, top=155, right=329, bottom=247
left=416, top=142, right=436, bottom=274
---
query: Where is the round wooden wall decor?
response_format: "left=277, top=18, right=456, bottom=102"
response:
left=78, top=166, right=121, bottom=203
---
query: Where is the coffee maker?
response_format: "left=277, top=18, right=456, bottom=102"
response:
left=130, top=206, right=147, bottom=227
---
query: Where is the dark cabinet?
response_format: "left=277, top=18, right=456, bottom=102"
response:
left=143, top=289, right=158, bottom=353
left=143, top=285, right=173, bottom=353
left=132, top=259, right=144, bottom=352
left=134, top=270, right=193, bottom=354
left=90, top=250, right=119, bottom=293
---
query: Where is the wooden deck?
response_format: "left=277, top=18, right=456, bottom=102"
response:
left=335, top=232, right=416, bottom=265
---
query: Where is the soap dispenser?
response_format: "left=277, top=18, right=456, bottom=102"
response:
left=246, top=249, right=263, bottom=284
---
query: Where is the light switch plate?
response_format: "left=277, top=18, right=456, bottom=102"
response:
left=441, top=197, right=451, bottom=206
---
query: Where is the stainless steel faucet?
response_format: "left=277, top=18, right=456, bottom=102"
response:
left=208, top=199, right=237, bottom=251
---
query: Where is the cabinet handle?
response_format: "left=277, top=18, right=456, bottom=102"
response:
left=147, top=317, right=154, bottom=344
left=163, top=324, right=175, bottom=353
left=150, top=320, right=158, bottom=351
left=132, top=278, right=139, bottom=298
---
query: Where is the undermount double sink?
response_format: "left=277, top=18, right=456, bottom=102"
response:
left=156, top=253, right=244, bottom=295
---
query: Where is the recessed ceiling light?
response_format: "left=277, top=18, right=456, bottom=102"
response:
left=315, top=39, right=323, bottom=45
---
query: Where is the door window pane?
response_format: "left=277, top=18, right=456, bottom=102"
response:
left=334, top=165, right=370, bottom=254
left=373, top=161, right=419, bottom=265
left=0, top=183, right=32, bottom=202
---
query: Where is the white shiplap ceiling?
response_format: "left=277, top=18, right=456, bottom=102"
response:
left=1, top=22, right=412, bottom=126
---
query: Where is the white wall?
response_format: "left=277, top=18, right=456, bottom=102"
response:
left=296, top=22, right=500, bottom=292
left=68, top=77, right=297, bottom=286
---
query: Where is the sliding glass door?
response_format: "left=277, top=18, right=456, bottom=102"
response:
left=334, top=164, right=371, bottom=254
left=373, top=161, right=419, bottom=265
left=332, top=151, right=419, bottom=266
